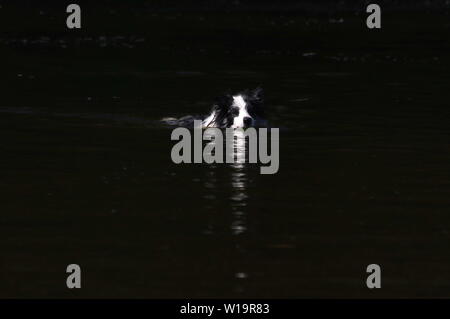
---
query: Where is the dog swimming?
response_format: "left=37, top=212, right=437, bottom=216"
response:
left=161, top=88, right=268, bottom=128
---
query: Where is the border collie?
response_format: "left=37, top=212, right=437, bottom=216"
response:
left=162, top=88, right=267, bottom=128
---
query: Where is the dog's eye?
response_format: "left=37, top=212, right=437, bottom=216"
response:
left=231, top=108, right=239, bottom=116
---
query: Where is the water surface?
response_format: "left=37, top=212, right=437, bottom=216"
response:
left=1, top=7, right=450, bottom=298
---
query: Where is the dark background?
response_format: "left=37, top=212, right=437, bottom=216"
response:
left=1, top=0, right=450, bottom=298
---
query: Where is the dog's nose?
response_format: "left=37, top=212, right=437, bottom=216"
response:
left=243, top=117, right=253, bottom=127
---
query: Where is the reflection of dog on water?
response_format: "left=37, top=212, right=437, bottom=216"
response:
left=170, top=123, right=279, bottom=175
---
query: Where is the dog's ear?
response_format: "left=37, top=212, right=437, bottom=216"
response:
left=252, top=87, right=264, bottom=102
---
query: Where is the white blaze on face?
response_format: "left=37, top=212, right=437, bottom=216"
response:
left=232, top=95, right=252, bottom=128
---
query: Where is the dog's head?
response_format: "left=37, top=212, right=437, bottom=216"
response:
left=208, top=88, right=266, bottom=128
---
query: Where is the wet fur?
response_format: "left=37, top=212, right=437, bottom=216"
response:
left=162, top=88, right=267, bottom=128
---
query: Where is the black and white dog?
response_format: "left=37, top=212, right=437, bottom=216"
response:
left=162, top=88, right=267, bottom=128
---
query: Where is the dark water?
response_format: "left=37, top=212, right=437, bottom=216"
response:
left=1, top=6, right=450, bottom=298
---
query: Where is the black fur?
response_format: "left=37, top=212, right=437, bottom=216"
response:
left=206, top=87, right=266, bottom=128
left=161, top=88, right=267, bottom=128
